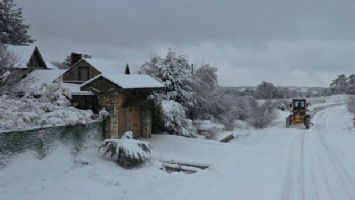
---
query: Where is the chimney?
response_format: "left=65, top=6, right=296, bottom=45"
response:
left=71, top=53, right=83, bottom=65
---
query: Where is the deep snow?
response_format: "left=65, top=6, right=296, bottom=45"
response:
left=1, top=99, right=355, bottom=200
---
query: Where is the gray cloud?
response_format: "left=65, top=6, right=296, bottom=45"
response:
left=15, top=0, right=355, bottom=86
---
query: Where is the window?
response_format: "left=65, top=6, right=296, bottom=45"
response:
left=78, top=67, right=89, bottom=81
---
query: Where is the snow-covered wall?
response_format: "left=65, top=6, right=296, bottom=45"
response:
left=0, top=122, right=103, bottom=160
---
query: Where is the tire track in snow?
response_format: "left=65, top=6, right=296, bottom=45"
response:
left=280, top=132, right=297, bottom=200
left=297, top=132, right=305, bottom=200
left=314, top=141, right=336, bottom=200
left=309, top=110, right=335, bottom=200
left=280, top=133, right=296, bottom=200
left=280, top=131, right=306, bottom=200
left=279, top=105, right=331, bottom=200
left=307, top=152, right=321, bottom=200
left=279, top=105, right=354, bottom=200
left=314, top=106, right=355, bottom=200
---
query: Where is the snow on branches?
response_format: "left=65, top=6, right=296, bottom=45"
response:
left=161, top=100, right=197, bottom=137
left=99, top=131, right=151, bottom=168
left=0, top=81, right=93, bottom=132
left=40, top=80, right=71, bottom=106
left=0, top=0, right=33, bottom=45
left=98, top=108, right=109, bottom=121
left=140, top=50, right=194, bottom=110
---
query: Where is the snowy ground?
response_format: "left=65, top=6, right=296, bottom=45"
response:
left=1, top=103, right=355, bottom=200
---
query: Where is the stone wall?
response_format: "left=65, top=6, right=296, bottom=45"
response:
left=0, top=122, right=103, bottom=159
left=98, top=94, right=119, bottom=138
left=98, top=93, right=152, bottom=139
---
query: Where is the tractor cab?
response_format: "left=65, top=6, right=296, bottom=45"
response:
left=291, top=99, right=306, bottom=110
left=286, top=99, right=311, bottom=129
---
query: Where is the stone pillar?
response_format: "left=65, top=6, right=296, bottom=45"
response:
left=98, top=94, right=119, bottom=138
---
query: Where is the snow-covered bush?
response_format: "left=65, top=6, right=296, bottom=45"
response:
left=98, top=131, right=151, bottom=168
left=246, top=99, right=277, bottom=128
left=210, top=89, right=278, bottom=129
left=139, top=50, right=200, bottom=135
left=40, top=80, right=71, bottom=106
left=140, top=50, right=195, bottom=110
left=0, top=81, right=93, bottom=131
left=160, top=100, right=197, bottom=137
left=98, top=108, right=109, bottom=121
left=347, top=95, right=355, bottom=114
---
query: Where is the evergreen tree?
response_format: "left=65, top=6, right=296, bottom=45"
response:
left=0, top=0, right=33, bottom=45
left=348, top=74, right=355, bottom=85
left=330, top=74, right=348, bottom=94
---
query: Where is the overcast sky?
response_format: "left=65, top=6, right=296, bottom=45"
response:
left=15, top=0, right=355, bottom=87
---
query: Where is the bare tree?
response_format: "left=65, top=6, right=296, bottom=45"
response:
left=255, top=81, right=282, bottom=99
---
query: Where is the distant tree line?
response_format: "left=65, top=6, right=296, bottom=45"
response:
left=329, top=74, right=355, bottom=95
left=223, top=81, right=329, bottom=100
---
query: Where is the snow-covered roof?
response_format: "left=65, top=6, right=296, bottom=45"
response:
left=7, top=45, right=51, bottom=69
left=6, top=45, right=35, bottom=68
left=85, top=58, right=126, bottom=74
left=81, top=74, right=164, bottom=90
left=15, top=69, right=65, bottom=92
left=62, top=83, right=93, bottom=96
left=46, top=63, right=59, bottom=70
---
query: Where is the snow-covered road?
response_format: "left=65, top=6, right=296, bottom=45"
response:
left=131, top=105, right=355, bottom=200
left=280, top=106, right=355, bottom=200
left=1, top=104, right=355, bottom=200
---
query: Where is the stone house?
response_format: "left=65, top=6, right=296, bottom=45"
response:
left=81, top=73, right=164, bottom=138
left=61, top=53, right=131, bottom=113
left=6, top=49, right=165, bottom=139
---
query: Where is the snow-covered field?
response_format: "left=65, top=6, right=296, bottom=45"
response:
left=1, top=102, right=355, bottom=200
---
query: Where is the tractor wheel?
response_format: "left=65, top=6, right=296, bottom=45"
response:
left=305, top=118, right=310, bottom=129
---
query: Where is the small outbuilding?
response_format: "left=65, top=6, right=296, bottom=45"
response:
left=81, top=73, right=164, bottom=138
left=61, top=54, right=130, bottom=113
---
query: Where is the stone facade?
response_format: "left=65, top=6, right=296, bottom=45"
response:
left=71, top=95, right=98, bottom=113
left=98, top=93, right=152, bottom=139
left=80, top=74, right=163, bottom=139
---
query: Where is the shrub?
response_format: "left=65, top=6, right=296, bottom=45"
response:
left=347, top=95, right=355, bottom=114
left=98, top=131, right=151, bottom=168
left=160, top=100, right=197, bottom=137
left=247, top=99, right=277, bottom=128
